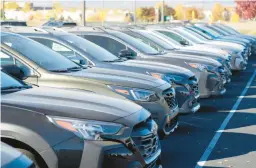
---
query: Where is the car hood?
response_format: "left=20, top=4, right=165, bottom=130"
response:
left=172, top=48, right=227, bottom=60
left=1, top=87, right=145, bottom=122
left=111, top=59, right=195, bottom=78
left=62, top=68, right=167, bottom=90
left=184, top=45, right=229, bottom=58
left=220, top=36, right=250, bottom=43
left=156, top=53, right=222, bottom=66
left=206, top=41, right=244, bottom=50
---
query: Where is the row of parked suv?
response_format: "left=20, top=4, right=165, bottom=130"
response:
left=1, top=22, right=255, bottom=168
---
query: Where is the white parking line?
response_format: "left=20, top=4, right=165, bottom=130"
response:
left=195, top=70, right=256, bottom=168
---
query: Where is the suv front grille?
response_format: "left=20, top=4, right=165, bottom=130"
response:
left=189, top=83, right=199, bottom=95
left=132, top=133, right=159, bottom=159
left=163, top=88, right=177, bottom=109
left=129, top=118, right=161, bottom=162
left=189, top=76, right=199, bottom=96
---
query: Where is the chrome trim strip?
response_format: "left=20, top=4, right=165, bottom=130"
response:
left=145, top=149, right=161, bottom=165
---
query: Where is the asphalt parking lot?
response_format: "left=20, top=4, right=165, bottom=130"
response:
left=161, top=55, right=256, bottom=168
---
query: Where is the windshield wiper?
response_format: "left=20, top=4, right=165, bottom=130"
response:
left=50, top=66, right=82, bottom=73
left=103, top=58, right=127, bottom=62
left=67, top=66, right=83, bottom=71
left=50, top=69, right=69, bottom=72
left=1, top=85, right=32, bottom=91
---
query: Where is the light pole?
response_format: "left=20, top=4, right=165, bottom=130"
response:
left=134, top=0, right=136, bottom=24
left=161, top=0, right=164, bottom=23
left=82, top=0, right=86, bottom=26
left=102, top=0, right=104, bottom=26
left=1, top=0, right=4, bottom=19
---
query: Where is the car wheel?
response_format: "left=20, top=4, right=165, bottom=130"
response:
left=16, top=148, right=40, bottom=168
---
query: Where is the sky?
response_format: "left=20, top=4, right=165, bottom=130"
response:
left=8, top=0, right=237, bottom=10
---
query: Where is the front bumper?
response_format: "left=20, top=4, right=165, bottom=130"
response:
left=137, top=97, right=178, bottom=135
left=53, top=136, right=162, bottom=168
left=199, top=71, right=226, bottom=98
left=231, top=56, right=247, bottom=70
left=174, top=84, right=200, bottom=114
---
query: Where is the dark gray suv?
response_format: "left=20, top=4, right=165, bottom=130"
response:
left=16, top=27, right=200, bottom=114
left=1, top=32, right=178, bottom=137
left=1, top=71, right=162, bottom=168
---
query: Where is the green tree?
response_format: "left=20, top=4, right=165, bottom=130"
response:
left=137, top=7, right=155, bottom=22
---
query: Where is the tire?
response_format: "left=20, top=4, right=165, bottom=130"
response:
left=158, top=130, right=167, bottom=140
left=16, top=148, right=40, bottom=168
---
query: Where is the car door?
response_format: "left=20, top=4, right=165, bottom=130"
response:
left=0, top=50, right=39, bottom=85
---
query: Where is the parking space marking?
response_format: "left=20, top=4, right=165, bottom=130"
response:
left=195, top=70, right=256, bottom=168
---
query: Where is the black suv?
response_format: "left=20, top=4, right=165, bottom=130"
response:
left=1, top=71, right=162, bottom=168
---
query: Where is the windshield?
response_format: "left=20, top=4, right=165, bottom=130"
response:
left=196, top=26, right=221, bottom=38
left=1, top=33, right=80, bottom=72
left=1, top=71, right=24, bottom=89
left=174, top=28, right=205, bottom=44
left=212, top=25, right=232, bottom=35
left=186, top=26, right=214, bottom=40
left=208, top=26, right=229, bottom=36
left=59, top=34, right=119, bottom=62
left=137, top=31, right=175, bottom=50
left=111, top=31, right=160, bottom=55
left=215, top=24, right=239, bottom=34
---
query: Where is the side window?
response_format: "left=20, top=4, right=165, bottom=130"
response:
left=32, top=38, right=75, bottom=57
left=31, top=38, right=89, bottom=65
left=0, top=52, right=32, bottom=76
left=158, top=31, right=183, bottom=43
left=0, top=52, right=15, bottom=65
left=84, top=35, right=127, bottom=56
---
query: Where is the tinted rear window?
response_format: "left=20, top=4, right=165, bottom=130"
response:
left=0, top=22, right=27, bottom=26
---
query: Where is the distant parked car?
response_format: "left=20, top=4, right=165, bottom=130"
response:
left=19, top=26, right=200, bottom=114
left=1, top=142, right=34, bottom=168
left=0, top=20, right=27, bottom=26
left=66, top=26, right=227, bottom=98
left=1, top=71, right=162, bottom=168
left=42, top=21, right=77, bottom=27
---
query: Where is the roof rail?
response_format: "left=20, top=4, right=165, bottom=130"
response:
left=32, top=27, right=48, bottom=33
left=60, top=26, right=106, bottom=33
left=0, top=26, right=48, bottom=33
left=42, top=26, right=68, bottom=33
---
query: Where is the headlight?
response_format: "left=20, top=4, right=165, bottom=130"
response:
left=150, top=72, right=164, bottom=79
left=228, top=55, right=232, bottom=61
left=108, top=85, right=159, bottom=102
left=47, top=116, right=123, bottom=140
left=150, top=72, right=183, bottom=83
left=184, top=84, right=191, bottom=91
left=187, top=63, right=206, bottom=72
left=217, top=58, right=224, bottom=63
left=187, top=63, right=216, bottom=73
left=204, top=64, right=217, bottom=72
left=166, top=75, right=184, bottom=83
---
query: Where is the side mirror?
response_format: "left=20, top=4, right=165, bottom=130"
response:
left=118, top=49, right=133, bottom=59
left=1, top=65, right=36, bottom=80
left=1, top=65, right=25, bottom=80
left=180, top=41, right=189, bottom=46
left=72, top=59, right=87, bottom=65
